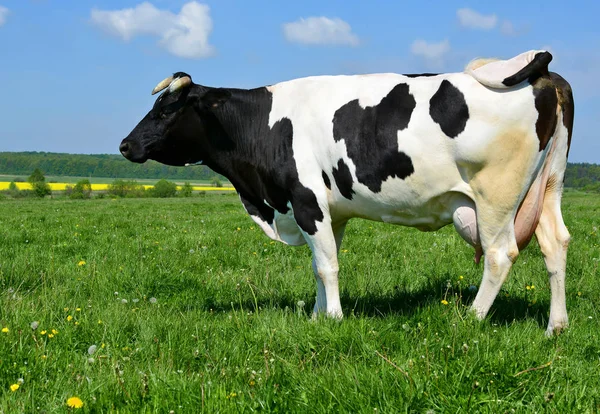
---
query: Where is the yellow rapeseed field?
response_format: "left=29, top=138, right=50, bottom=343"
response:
left=0, top=182, right=235, bottom=192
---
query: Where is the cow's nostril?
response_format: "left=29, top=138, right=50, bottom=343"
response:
left=119, top=142, right=130, bottom=155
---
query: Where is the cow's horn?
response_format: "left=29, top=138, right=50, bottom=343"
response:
left=168, top=76, right=192, bottom=94
left=151, top=76, right=174, bottom=95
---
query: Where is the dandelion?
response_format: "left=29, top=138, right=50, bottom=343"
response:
left=17, top=378, right=24, bottom=385
left=48, top=334, right=55, bottom=338
left=2, top=327, right=8, bottom=333
left=52, top=329, right=58, bottom=335
left=98, top=320, right=103, bottom=325
left=76, top=308, right=81, bottom=312
left=40, top=330, right=47, bottom=335
left=67, top=315, right=73, bottom=322
left=149, top=297, right=157, bottom=304
left=10, top=384, right=19, bottom=392
left=459, top=275, right=464, bottom=280
left=441, top=299, right=449, bottom=306
left=236, top=227, right=241, bottom=231
left=121, top=299, right=128, bottom=304
left=31, top=321, right=39, bottom=330
left=77, top=260, right=86, bottom=266
left=66, top=396, right=84, bottom=409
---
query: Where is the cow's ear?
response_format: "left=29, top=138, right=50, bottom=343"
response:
left=201, top=88, right=231, bottom=109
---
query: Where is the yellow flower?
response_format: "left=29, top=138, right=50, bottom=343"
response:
left=236, top=227, right=241, bottom=231
left=98, top=320, right=103, bottom=325
left=441, top=299, right=449, bottom=306
left=10, top=384, right=19, bottom=392
left=66, top=396, right=84, bottom=409
left=459, top=275, right=464, bottom=280
left=48, top=334, right=54, bottom=338
left=77, top=260, right=86, bottom=266
left=64, top=307, right=69, bottom=311
left=74, top=321, right=79, bottom=326
left=52, top=329, right=58, bottom=335
left=526, top=286, right=531, bottom=290
left=67, top=315, right=73, bottom=321
left=41, top=355, right=47, bottom=359
left=531, top=285, right=535, bottom=289
left=75, top=308, right=81, bottom=312
left=41, top=330, right=47, bottom=335
left=1, top=327, right=8, bottom=333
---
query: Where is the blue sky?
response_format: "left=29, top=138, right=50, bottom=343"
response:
left=0, top=0, right=598, bottom=163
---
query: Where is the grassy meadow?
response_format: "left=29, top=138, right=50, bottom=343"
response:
left=0, top=191, right=599, bottom=412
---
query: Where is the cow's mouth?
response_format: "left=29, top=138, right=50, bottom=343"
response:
left=119, top=140, right=148, bottom=163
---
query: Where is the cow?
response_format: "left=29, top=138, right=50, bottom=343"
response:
left=120, top=50, right=574, bottom=336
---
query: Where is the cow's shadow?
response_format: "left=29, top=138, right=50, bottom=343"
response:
left=199, top=274, right=549, bottom=328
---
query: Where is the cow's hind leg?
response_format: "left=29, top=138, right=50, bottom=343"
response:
left=535, top=180, right=570, bottom=336
left=309, top=221, right=347, bottom=318
left=471, top=229, right=520, bottom=319
left=469, top=201, right=520, bottom=320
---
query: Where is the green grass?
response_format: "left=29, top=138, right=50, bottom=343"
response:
left=0, top=192, right=598, bottom=413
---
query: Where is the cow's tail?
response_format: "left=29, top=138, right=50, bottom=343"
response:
left=513, top=72, right=574, bottom=251
left=466, top=50, right=553, bottom=89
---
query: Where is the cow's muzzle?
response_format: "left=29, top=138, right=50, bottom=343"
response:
left=119, top=138, right=147, bottom=163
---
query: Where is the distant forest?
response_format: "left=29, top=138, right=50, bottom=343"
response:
left=0, top=152, right=223, bottom=181
left=0, top=152, right=598, bottom=190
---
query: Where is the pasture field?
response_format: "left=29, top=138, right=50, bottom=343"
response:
left=0, top=192, right=598, bottom=412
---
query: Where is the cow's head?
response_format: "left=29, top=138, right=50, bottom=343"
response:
left=119, top=72, right=231, bottom=166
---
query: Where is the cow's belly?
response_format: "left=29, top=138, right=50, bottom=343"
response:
left=332, top=189, right=472, bottom=232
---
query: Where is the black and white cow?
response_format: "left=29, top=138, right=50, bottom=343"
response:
left=120, top=50, right=574, bottom=335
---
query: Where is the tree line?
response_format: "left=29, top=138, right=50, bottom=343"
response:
left=0, top=152, right=598, bottom=191
left=0, top=152, right=224, bottom=181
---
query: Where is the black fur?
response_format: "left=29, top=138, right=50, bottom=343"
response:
left=332, top=83, right=416, bottom=193
left=429, top=80, right=469, bottom=138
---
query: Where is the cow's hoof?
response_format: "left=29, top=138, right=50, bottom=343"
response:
left=469, top=305, right=487, bottom=321
left=545, top=320, right=568, bottom=337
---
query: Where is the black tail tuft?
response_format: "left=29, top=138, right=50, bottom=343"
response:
left=502, top=51, right=553, bottom=87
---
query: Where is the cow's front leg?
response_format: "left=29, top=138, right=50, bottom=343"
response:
left=307, top=221, right=347, bottom=318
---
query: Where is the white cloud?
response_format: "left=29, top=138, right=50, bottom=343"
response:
left=457, top=8, right=497, bottom=30
left=90, top=1, right=214, bottom=59
left=411, top=39, right=450, bottom=64
left=500, top=20, right=516, bottom=36
left=0, top=6, right=9, bottom=27
left=283, top=16, right=359, bottom=46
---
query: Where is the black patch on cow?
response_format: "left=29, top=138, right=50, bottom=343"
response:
left=202, top=88, right=324, bottom=235
left=404, top=73, right=438, bottom=78
left=332, top=159, right=355, bottom=200
left=429, top=80, right=470, bottom=138
left=531, top=79, right=558, bottom=152
left=239, top=193, right=275, bottom=225
left=322, top=171, right=331, bottom=189
left=549, top=72, right=574, bottom=156
left=332, top=83, right=416, bottom=193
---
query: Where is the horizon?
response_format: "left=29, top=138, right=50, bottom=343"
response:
left=0, top=1, right=598, bottom=163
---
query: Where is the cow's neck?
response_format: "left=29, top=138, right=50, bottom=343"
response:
left=204, top=87, right=293, bottom=213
